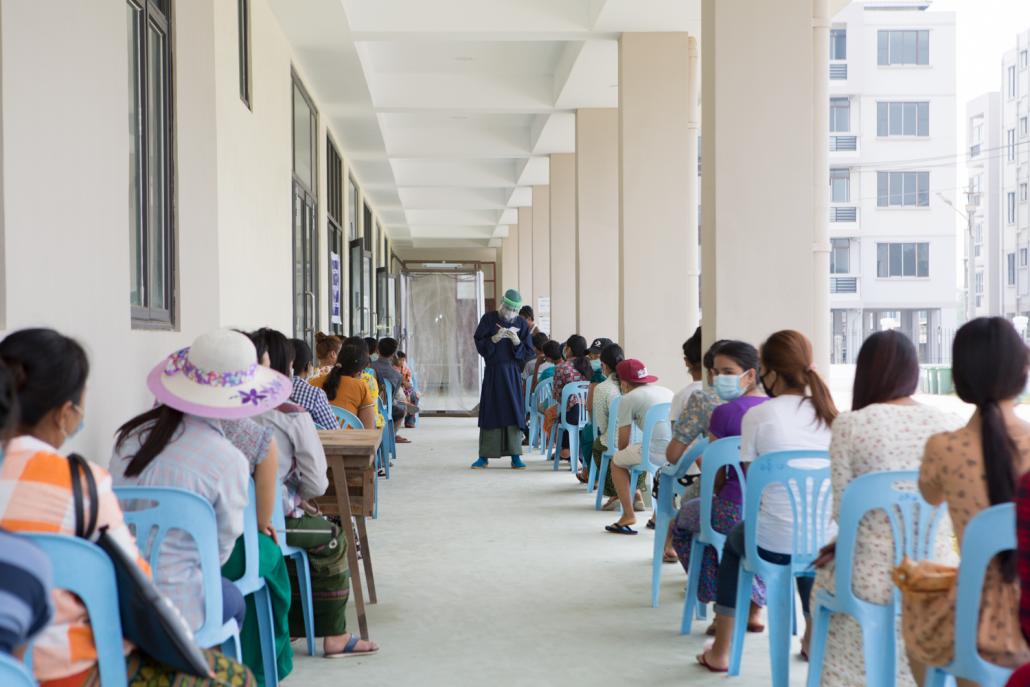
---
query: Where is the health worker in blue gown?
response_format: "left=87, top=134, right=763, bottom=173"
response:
left=471, top=288, right=535, bottom=470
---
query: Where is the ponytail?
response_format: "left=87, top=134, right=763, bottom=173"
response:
left=324, top=342, right=369, bottom=401
left=322, top=366, right=345, bottom=402
left=804, top=368, right=838, bottom=428
left=566, top=334, right=592, bottom=379
left=115, top=405, right=185, bottom=477
left=979, top=400, right=1017, bottom=580
left=760, top=330, right=837, bottom=428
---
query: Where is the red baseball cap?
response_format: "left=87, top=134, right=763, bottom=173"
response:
left=616, top=358, right=658, bottom=384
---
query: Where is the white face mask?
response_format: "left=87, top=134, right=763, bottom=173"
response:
left=499, top=307, right=517, bottom=322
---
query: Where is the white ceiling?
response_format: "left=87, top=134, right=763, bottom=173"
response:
left=269, top=0, right=701, bottom=248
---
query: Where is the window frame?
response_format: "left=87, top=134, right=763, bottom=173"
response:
left=830, top=168, right=850, bottom=203
left=1009, top=129, right=1017, bottom=161
left=876, top=171, right=930, bottom=208
left=1009, top=191, right=1017, bottom=224
left=830, top=238, right=850, bottom=275
left=1009, top=252, right=1017, bottom=286
left=128, top=0, right=176, bottom=329
left=876, top=241, right=930, bottom=279
left=237, top=0, right=251, bottom=108
left=829, top=28, right=846, bottom=61
left=877, top=29, right=929, bottom=66
left=829, top=97, right=850, bottom=133
left=876, top=101, right=929, bottom=137
left=1009, top=65, right=1017, bottom=99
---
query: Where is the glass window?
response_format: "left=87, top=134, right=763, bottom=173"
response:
left=877, top=243, right=889, bottom=278
left=830, top=238, right=850, bottom=274
left=348, top=177, right=358, bottom=240
left=917, top=243, right=929, bottom=277
left=830, top=29, right=846, bottom=60
left=1022, top=183, right=1028, bottom=202
left=1021, top=117, right=1028, bottom=137
left=1022, top=50, right=1029, bottom=69
left=238, top=0, right=250, bottom=107
left=877, top=101, right=929, bottom=136
left=1009, top=253, right=1017, bottom=286
left=1010, top=129, right=1017, bottom=161
left=1010, top=65, right=1017, bottom=99
left=1010, top=192, right=1018, bottom=224
left=127, top=0, right=174, bottom=326
left=1022, top=248, right=1029, bottom=267
left=292, top=82, right=316, bottom=192
left=830, top=168, right=850, bottom=203
left=877, top=171, right=930, bottom=207
left=878, top=30, right=929, bottom=65
left=876, top=242, right=929, bottom=278
left=830, top=98, right=850, bottom=133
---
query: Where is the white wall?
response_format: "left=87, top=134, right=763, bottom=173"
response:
left=549, top=153, right=577, bottom=340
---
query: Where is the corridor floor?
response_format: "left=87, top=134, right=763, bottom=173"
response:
left=290, top=417, right=808, bottom=687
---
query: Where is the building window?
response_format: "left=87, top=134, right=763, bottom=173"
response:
left=1022, top=50, right=1029, bottom=69
left=1010, top=65, right=1017, bottom=99
left=974, top=222, right=982, bottom=257
left=127, top=0, right=175, bottom=327
left=830, top=238, right=850, bottom=274
left=1022, top=248, right=1029, bottom=267
left=238, top=0, right=250, bottom=107
left=830, top=168, right=850, bottom=203
left=975, top=271, right=984, bottom=307
left=326, top=137, right=344, bottom=335
left=1010, top=192, right=1018, bottom=224
left=830, top=97, right=850, bottom=133
left=877, top=30, right=929, bottom=66
left=1010, top=129, right=1018, bottom=161
left=1010, top=253, right=1017, bottom=285
left=347, top=177, right=358, bottom=240
left=877, top=171, right=930, bottom=207
left=876, top=101, right=929, bottom=137
left=876, top=242, right=929, bottom=278
left=1023, top=182, right=1029, bottom=203
left=1021, top=117, right=1029, bottom=138
left=830, top=28, right=846, bottom=60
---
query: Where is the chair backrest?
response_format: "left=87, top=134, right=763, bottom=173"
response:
left=949, top=503, right=1016, bottom=687
left=698, top=437, right=744, bottom=550
left=661, top=436, right=710, bottom=481
left=331, top=405, right=363, bottom=429
left=640, top=402, right=672, bottom=470
left=832, top=470, right=943, bottom=614
left=524, top=376, right=533, bottom=415
left=534, top=378, right=554, bottom=409
left=383, top=379, right=394, bottom=409
left=0, top=652, right=35, bottom=687
left=605, top=394, right=623, bottom=450
left=742, top=450, right=832, bottom=573
left=113, top=486, right=225, bottom=641
left=236, top=479, right=263, bottom=591
left=25, top=534, right=128, bottom=687
left=560, top=381, right=590, bottom=426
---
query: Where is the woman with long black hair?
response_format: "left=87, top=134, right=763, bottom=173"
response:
left=905, top=317, right=1030, bottom=683
left=551, top=334, right=593, bottom=464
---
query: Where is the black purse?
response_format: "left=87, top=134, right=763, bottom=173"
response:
left=68, top=453, right=211, bottom=678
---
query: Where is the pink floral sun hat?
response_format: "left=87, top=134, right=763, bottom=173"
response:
left=147, top=329, right=291, bottom=419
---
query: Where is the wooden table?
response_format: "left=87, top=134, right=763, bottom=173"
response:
left=313, top=428, right=382, bottom=640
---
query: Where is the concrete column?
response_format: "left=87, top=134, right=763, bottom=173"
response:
left=549, top=153, right=577, bottom=339
left=532, top=186, right=550, bottom=328
left=517, top=206, right=533, bottom=304
left=500, top=223, right=519, bottom=294
left=685, top=36, right=701, bottom=336
left=576, top=108, right=620, bottom=341
left=701, top=0, right=830, bottom=370
left=619, top=33, right=695, bottom=390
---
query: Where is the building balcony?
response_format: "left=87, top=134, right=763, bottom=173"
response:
left=830, top=206, right=857, bottom=223
left=829, top=135, right=857, bottom=152
left=830, top=276, right=859, bottom=295
left=829, top=62, right=848, bottom=80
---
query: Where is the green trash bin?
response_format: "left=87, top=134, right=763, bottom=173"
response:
left=926, top=366, right=939, bottom=395
left=937, top=367, right=953, bottom=395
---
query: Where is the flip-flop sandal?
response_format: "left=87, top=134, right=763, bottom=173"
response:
left=663, top=553, right=678, bottom=563
left=748, top=622, right=765, bottom=633
left=646, top=518, right=656, bottom=529
left=605, top=523, right=638, bottom=535
left=576, top=472, right=589, bottom=484
left=325, top=635, right=379, bottom=659
left=395, top=436, right=412, bottom=444
left=696, top=652, right=728, bottom=673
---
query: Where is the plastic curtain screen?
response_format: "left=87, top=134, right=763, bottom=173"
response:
left=405, top=271, right=485, bottom=413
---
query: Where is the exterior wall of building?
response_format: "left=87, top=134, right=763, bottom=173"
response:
left=828, top=1, right=958, bottom=363
left=967, top=92, right=1005, bottom=317
left=1003, top=32, right=1030, bottom=320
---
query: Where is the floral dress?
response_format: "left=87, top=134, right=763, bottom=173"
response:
left=361, top=368, right=385, bottom=429
left=812, top=403, right=962, bottom=687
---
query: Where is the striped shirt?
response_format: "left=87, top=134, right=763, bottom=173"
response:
left=290, top=376, right=337, bottom=430
left=0, top=529, right=53, bottom=653
left=0, top=435, right=148, bottom=681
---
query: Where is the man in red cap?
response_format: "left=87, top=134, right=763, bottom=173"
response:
left=604, top=358, right=673, bottom=534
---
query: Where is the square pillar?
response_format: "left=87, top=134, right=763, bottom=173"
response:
left=517, top=206, right=533, bottom=305
left=549, top=153, right=577, bottom=339
left=532, top=185, right=550, bottom=329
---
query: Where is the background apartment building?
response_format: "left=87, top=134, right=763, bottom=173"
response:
left=967, top=30, right=1030, bottom=328
left=828, top=1, right=958, bottom=364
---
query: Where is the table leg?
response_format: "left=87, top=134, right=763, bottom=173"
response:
left=330, top=462, right=369, bottom=640
left=355, top=516, right=377, bottom=604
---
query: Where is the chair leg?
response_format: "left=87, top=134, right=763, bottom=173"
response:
left=765, top=572, right=794, bottom=687
left=805, top=601, right=832, bottom=687
left=570, top=431, right=579, bottom=474
left=293, top=552, right=316, bottom=657
left=728, top=565, right=756, bottom=676
left=681, top=538, right=705, bottom=634
left=595, top=455, right=611, bottom=511
left=253, top=586, right=280, bottom=687
left=586, top=455, right=598, bottom=492
left=552, top=428, right=564, bottom=471
left=651, top=482, right=673, bottom=608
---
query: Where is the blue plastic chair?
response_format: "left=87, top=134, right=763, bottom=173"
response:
left=524, top=376, right=538, bottom=448
left=594, top=394, right=623, bottom=511
left=652, top=437, right=708, bottom=608
left=727, top=450, right=832, bottom=687
left=680, top=436, right=744, bottom=633
left=331, top=406, right=363, bottom=429
left=551, top=381, right=590, bottom=473
left=383, top=379, right=398, bottom=464
left=113, top=486, right=242, bottom=658
left=0, top=653, right=34, bottom=687
left=25, top=534, right=128, bottom=687
left=534, top=378, right=554, bottom=455
left=806, top=471, right=943, bottom=687
left=375, top=396, right=391, bottom=480
left=923, top=503, right=1016, bottom=687
left=626, top=402, right=672, bottom=508
left=272, top=491, right=315, bottom=657
left=234, top=479, right=281, bottom=687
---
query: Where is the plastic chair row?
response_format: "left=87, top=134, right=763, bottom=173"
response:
left=551, top=381, right=590, bottom=473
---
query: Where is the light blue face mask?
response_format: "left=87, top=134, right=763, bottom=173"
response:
left=713, top=373, right=745, bottom=401
left=68, top=404, right=85, bottom=439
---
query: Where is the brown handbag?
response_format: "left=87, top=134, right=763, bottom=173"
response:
left=891, top=555, right=957, bottom=595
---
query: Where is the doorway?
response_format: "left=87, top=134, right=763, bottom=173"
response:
left=350, top=238, right=372, bottom=336
left=292, top=76, right=318, bottom=347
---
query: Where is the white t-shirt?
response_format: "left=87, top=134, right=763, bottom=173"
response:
left=617, top=383, right=674, bottom=465
left=740, top=395, right=835, bottom=553
left=670, top=380, right=703, bottom=422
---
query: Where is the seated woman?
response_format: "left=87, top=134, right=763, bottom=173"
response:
left=810, top=330, right=961, bottom=687
left=252, top=329, right=378, bottom=658
left=605, top=358, right=674, bottom=534
left=552, top=335, right=592, bottom=463
left=310, top=342, right=378, bottom=430
left=905, top=317, right=1030, bottom=684
left=288, top=337, right=337, bottom=430
left=111, top=329, right=291, bottom=685
left=314, top=332, right=342, bottom=379
left=670, top=340, right=767, bottom=631
left=0, top=327, right=255, bottom=686
left=698, top=330, right=836, bottom=672
left=394, top=351, right=420, bottom=428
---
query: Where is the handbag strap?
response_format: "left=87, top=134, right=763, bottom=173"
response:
left=67, top=453, right=98, bottom=540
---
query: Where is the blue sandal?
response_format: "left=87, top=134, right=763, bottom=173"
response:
left=605, top=523, right=638, bottom=535
left=325, top=634, right=379, bottom=659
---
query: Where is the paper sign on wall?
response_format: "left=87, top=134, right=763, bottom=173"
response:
left=537, top=296, right=551, bottom=335
left=330, top=252, right=342, bottom=325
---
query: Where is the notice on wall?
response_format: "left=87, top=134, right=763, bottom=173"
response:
left=536, top=296, right=551, bottom=335
left=330, top=252, right=342, bottom=325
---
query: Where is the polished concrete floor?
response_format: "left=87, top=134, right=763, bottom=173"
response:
left=289, top=417, right=809, bottom=687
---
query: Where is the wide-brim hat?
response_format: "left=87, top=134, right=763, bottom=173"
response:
left=147, top=329, right=292, bottom=420
left=616, top=358, right=658, bottom=384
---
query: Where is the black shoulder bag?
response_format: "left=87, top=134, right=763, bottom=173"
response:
left=68, top=453, right=211, bottom=677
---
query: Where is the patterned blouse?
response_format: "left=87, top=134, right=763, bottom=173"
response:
left=362, top=369, right=385, bottom=429
left=671, top=386, right=721, bottom=446
left=552, top=361, right=587, bottom=409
